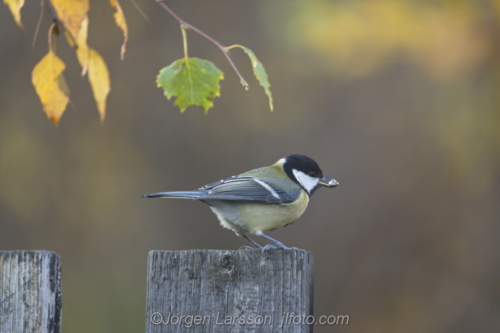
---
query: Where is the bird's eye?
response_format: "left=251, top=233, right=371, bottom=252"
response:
left=308, top=171, right=315, bottom=177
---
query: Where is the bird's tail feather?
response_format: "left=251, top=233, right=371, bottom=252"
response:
left=140, top=191, right=203, bottom=199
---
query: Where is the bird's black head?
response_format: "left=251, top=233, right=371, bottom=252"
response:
left=283, top=154, right=337, bottom=196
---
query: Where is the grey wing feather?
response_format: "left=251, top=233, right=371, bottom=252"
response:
left=140, top=191, right=206, bottom=199
left=199, top=176, right=238, bottom=190
left=198, top=176, right=299, bottom=204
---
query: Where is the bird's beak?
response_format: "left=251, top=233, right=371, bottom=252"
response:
left=319, top=174, right=339, bottom=188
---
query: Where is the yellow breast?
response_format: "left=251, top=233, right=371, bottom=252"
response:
left=210, top=191, right=309, bottom=235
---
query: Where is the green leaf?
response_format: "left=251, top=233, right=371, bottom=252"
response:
left=242, top=47, right=274, bottom=111
left=157, top=57, right=224, bottom=113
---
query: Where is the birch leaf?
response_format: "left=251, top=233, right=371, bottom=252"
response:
left=88, top=49, right=110, bottom=122
left=3, top=0, right=25, bottom=27
left=109, top=0, right=128, bottom=60
left=242, top=47, right=273, bottom=111
left=31, top=51, right=69, bottom=125
left=50, top=0, right=89, bottom=43
left=157, top=57, right=223, bottom=113
left=75, top=15, right=90, bottom=75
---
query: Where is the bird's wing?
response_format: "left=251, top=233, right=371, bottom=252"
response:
left=198, top=176, right=300, bottom=204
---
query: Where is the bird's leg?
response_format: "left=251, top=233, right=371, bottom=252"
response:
left=258, top=233, right=297, bottom=250
left=241, top=234, right=263, bottom=250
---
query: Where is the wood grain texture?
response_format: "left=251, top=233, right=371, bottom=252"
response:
left=0, top=251, right=62, bottom=333
left=146, top=249, right=313, bottom=333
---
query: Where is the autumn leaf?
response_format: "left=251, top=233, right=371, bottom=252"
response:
left=157, top=57, right=224, bottom=113
left=88, top=49, right=110, bottom=122
left=109, top=0, right=128, bottom=60
left=31, top=51, right=69, bottom=125
left=50, top=0, right=89, bottom=43
left=75, top=15, right=90, bottom=75
left=241, top=47, right=273, bottom=111
left=4, top=0, right=25, bottom=27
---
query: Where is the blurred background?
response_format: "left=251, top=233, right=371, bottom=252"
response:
left=1, top=0, right=500, bottom=332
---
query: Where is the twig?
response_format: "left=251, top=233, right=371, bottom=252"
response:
left=32, top=0, right=45, bottom=51
left=42, top=0, right=63, bottom=31
left=156, top=0, right=249, bottom=89
left=42, top=0, right=76, bottom=46
left=48, top=22, right=56, bottom=51
left=129, top=0, right=150, bottom=21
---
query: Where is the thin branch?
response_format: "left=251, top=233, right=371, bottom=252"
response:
left=128, top=0, right=150, bottom=22
left=42, top=0, right=63, bottom=30
left=42, top=0, right=76, bottom=46
left=32, top=0, right=45, bottom=51
left=48, top=22, right=56, bottom=51
left=156, top=0, right=249, bottom=89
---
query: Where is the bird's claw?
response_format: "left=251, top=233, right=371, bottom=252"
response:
left=261, top=244, right=278, bottom=251
left=261, top=244, right=298, bottom=252
left=239, top=245, right=259, bottom=250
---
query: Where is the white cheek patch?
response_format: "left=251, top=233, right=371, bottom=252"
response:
left=292, top=169, right=319, bottom=194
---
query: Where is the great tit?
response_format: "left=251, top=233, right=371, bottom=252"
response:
left=141, top=154, right=338, bottom=249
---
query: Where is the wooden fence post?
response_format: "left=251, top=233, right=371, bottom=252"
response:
left=146, top=249, right=314, bottom=333
left=0, top=251, right=62, bottom=333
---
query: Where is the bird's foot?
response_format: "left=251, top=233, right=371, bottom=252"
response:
left=239, top=245, right=259, bottom=250
left=261, top=244, right=278, bottom=252
left=261, top=244, right=299, bottom=251
left=257, top=233, right=298, bottom=250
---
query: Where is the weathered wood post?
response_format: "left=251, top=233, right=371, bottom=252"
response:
left=146, top=249, right=313, bottom=333
left=0, top=251, right=62, bottom=333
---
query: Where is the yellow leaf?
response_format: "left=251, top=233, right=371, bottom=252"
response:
left=88, top=49, right=110, bottom=122
left=50, top=0, right=89, bottom=43
left=31, top=51, right=69, bottom=125
left=109, top=0, right=128, bottom=60
left=3, top=0, right=25, bottom=27
left=75, top=15, right=90, bottom=75
left=64, top=31, right=75, bottom=48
